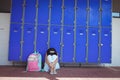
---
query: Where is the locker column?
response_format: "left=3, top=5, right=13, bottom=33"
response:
left=47, top=0, right=52, bottom=48
left=20, top=0, right=26, bottom=61
left=73, top=0, right=77, bottom=63
left=86, top=0, right=90, bottom=63
left=60, top=0, right=65, bottom=62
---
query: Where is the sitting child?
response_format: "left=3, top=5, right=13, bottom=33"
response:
left=43, top=48, right=60, bottom=74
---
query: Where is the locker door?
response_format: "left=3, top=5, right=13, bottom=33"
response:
left=88, top=28, right=99, bottom=63
left=101, top=0, right=112, bottom=27
left=64, top=0, right=74, bottom=26
left=50, top=26, right=61, bottom=60
left=24, top=0, right=36, bottom=24
left=36, top=26, right=48, bottom=61
left=11, top=0, right=23, bottom=23
left=62, top=27, right=74, bottom=62
left=76, top=27, right=86, bottom=63
left=89, top=0, right=100, bottom=27
left=76, top=0, right=87, bottom=26
left=100, top=28, right=111, bottom=63
left=22, top=24, right=34, bottom=61
left=51, top=0, right=62, bottom=25
left=9, top=24, right=21, bottom=61
left=38, top=0, right=49, bottom=24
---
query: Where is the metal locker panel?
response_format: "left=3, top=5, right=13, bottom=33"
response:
left=89, top=0, right=100, bottom=27
left=62, top=27, right=74, bottom=62
left=64, top=0, right=74, bottom=26
left=38, top=0, right=49, bottom=24
left=88, top=28, right=99, bottom=63
left=50, top=26, right=61, bottom=60
left=51, top=0, right=62, bottom=25
left=100, top=28, right=111, bottom=63
left=24, top=0, right=36, bottom=24
left=76, top=0, right=87, bottom=26
left=76, top=27, right=86, bottom=63
left=22, top=24, right=35, bottom=61
left=9, top=24, right=21, bottom=61
left=36, top=26, right=48, bottom=62
left=11, top=0, right=23, bottom=23
left=101, top=0, right=112, bottom=27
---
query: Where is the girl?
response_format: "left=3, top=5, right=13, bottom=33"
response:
left=43, top=48, right=60, bottom=74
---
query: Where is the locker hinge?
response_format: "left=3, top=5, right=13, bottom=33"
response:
left=62, top=6, right=65, bottom=9
left=99, top=8, right=102, bottom=12
left=48, top=5, right=52, bottom=8
left=86, top=8, right=90, bottom=11
left=86, top=44, right=88, bottom=47
left=36, top=4, right=38, bottom=8
left=20, top=41, right=24, bottom=44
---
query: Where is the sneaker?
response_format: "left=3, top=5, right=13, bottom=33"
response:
left=53, top=70, right=57, bottom=74
left=50, top=71, right=54, bottom=75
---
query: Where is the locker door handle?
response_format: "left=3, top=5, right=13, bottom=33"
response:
left=40, top=31, right=44, bottom=34
left=66, top=32, right=71, bottom=35
left=101, top=44, right=103, bottom=46
left=92, top=33, right=96, bottom=36
left=14, top=30, right=18, bottom=32
left=0, top=28, right=4, bottom=30
left=79, top=33, right=83, bottom=35
left=104, top=34, right=108, bottom=36
left=54, top=32, right=58, bottom=34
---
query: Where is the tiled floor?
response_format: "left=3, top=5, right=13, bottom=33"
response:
left=0, top=66, right=120, bottom=80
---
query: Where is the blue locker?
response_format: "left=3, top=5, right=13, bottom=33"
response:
left=11, top=0, right=23, bottom=23
left=76, top=0, right=87, bottom=26
left=89, top=0, right=100, bottom=27
left=24, top=0, right=36, bottom=24
left=76, top=27, right=86, bottom=63
left=100, top=28, right=111, bottom=63
left=88, top=28, right=99, bottom=63
left=38, top=0, right=49, bottom=24
left=9, top=24, right=21, bottom=61
left=62, top=27, right=74, bottom=62
left=101, top=0, right=112, bottom=27
left=22, top=24, right=34, bottom=61
left=51, top=0, right=62, bottom=25
left=36, top=26, right=48, bottom=62
left=50, top=26, right=61, bottom=60
left=64, top=0, right=74, bottom=26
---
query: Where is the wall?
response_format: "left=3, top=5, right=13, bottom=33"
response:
left=0, top=13, right=120, bottom=66
left=0, top=13, right=12, bottom=65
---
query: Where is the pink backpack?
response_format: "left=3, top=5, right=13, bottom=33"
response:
left=26, top=53, right=41, bottom=71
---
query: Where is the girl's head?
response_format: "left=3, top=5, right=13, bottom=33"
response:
left=47, top=48, right=57, bottom=56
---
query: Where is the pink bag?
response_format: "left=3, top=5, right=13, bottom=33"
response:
left=27, top=53, right=41, bottom=71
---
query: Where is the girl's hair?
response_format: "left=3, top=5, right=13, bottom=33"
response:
left=47, top=48, right=57, bottom=56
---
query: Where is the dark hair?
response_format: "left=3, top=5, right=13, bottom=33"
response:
left=46, top=48, right=57, bottom=56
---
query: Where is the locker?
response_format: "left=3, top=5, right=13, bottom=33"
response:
left=62, top=27, right=74, bottom=62
left=100, top=28, right=111, bottom=63
left=9, top=24, right=21, bottom=61
left=64, top=0, right=74, bottom=26
left=76, top=27, right=86, bottom=63
left=101, top=0, right=112, bottom=27
left=50, top=26, right=61, bottom=60
left=36, top=26, right=48, bottom=62
left=76, top=0, right=87, bottom=26
left=89, top=0, right=100, bottom=27
left=51, top=0, right=62, bottom=25
left=88, top=28, right=99, bottom=63
left=11, top=0, right=23, bottom=23
left=24, top=0, right=36, bottom=24
left=22, top=24, right=35, bottom=61
left=38, top=0, right=49, bottom=24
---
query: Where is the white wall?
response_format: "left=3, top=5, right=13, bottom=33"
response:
left=0, top=13, right=12, bottom=65
left=0, top=13, right=120, bottom=66
left=110, top=18, right=120, bottom=66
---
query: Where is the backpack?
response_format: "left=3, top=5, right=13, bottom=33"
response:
left=26, top=52, right=42, bottom=71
